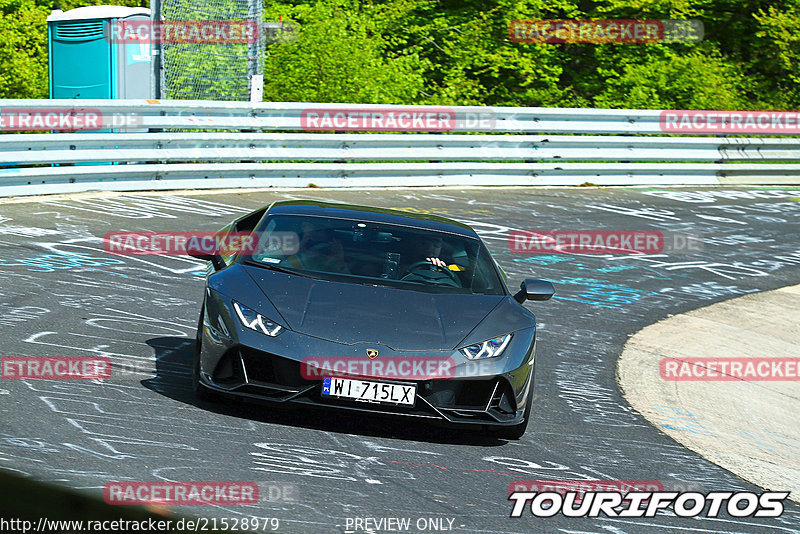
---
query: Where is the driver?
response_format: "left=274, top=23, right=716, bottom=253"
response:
left=416, top=235, right=446, bottom=268
left=399, top=235, right=466, bottom=287
left=405, top=235, right=466, bottom=274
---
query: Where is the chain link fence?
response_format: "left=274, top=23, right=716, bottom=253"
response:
left=156, top=0, right=263, bottom=100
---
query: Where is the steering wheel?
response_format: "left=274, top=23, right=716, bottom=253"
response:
left=401, top=260, right=460, bottom=284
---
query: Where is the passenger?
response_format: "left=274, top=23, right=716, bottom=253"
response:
left=292, top=222, right=351, bottom=273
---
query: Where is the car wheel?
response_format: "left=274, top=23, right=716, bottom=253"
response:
left=495, top=374, right=535, bottom=440
left=192, top=305, right=216, bottom=402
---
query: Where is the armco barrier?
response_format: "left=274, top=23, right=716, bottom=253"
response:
left=2, top=100, right=800, bottom=196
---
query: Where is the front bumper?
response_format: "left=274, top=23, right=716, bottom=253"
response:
left=201, top=345, right=531, bottom=426
left=198, top=299, right=537, bottom=427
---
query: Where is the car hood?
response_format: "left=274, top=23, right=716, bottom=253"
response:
left=242, top=265, right=505, bottom=350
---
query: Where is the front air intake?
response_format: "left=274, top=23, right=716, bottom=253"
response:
left=488, top=380, right=517, bottom=419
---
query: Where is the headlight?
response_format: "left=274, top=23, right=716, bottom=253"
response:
left=460, top=334, right=512, bottom=360
left=233, top=301, right=283, bottom=337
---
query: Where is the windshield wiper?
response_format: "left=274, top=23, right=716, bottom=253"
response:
left=246, top=261, right=323, bottom=280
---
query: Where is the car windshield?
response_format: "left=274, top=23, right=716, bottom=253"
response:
left=242, top=214, right=504, bottom=295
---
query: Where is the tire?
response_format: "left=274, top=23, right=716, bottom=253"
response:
left=192, top=304, right=216, bottom=402
left=495, top=373, right=535, bottom=440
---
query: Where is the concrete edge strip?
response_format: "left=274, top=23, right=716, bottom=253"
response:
left=617, top=284, right=800, bottom=503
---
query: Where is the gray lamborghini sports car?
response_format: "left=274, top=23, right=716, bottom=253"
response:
left=189, top=200, right=554, bottom=439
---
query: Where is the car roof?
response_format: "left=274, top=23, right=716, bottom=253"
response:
left=265, top=200, right=479, bottom=238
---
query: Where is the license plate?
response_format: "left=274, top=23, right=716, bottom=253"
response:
left=321, top=377, right=416, bottom=406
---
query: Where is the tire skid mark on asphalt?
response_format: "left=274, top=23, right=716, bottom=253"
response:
left=250, top=442, right=416, bottom=484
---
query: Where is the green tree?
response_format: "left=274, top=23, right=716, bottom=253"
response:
left=262, top=0, right=427, bottom=103
left=0, top=0, right=50, bottom=99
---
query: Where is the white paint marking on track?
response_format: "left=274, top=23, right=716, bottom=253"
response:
left=361, top=440, right=443, bottom=456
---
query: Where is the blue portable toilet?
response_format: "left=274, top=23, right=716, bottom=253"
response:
left=48, top=6, right=152, bottom=100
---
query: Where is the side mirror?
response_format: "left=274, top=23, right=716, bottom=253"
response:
left=514, top=279, right=555, bottom=304
left=187, top=249, right=225, bottom=271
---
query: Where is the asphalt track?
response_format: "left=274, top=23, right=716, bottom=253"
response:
left=1, top=186, right=800, bottom=534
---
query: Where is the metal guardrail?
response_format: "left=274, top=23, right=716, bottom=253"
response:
left=5, top=133, right=800, bottom=164
left=0, top=99, right=679, bottom=133
left=2, top=99, right=800, bottom=196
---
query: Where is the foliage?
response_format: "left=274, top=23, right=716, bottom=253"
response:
left=1, top=0, right=798, bottom=110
